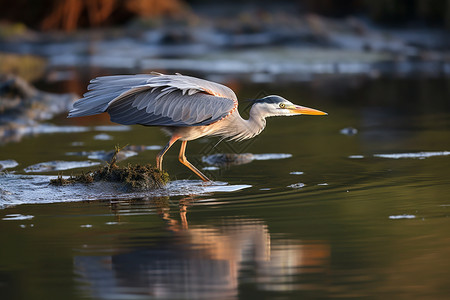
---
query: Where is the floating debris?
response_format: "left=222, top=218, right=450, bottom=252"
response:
left=389, top=214, right=416, bottom=219
left=374, top=151, right=450, bottom=159
left=288, top=183, right=305, bottom=189
left=2, top=214, right=34, bottom=220
left=24, top=160, right=100, bottom=173
left=340, top=127, right=358, bottom=136
left=0, top=159, right=18, bottom=171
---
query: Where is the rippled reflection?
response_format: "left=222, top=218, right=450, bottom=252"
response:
left=74, top=197, right=329, bottom=299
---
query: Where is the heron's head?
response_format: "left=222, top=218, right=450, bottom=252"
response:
left=252, top=95, right=327, bottom=118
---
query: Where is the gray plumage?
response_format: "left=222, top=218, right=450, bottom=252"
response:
left=69, top=73, right=237, bottom=127
left=68, top=72, right=326, bottom=181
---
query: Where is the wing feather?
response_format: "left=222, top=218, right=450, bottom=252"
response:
left=68, top=73, right=238, bottom=127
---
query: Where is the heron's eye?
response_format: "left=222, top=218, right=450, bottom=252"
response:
left=279, top=103, right=286, bottom=109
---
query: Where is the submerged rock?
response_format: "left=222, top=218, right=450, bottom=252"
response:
left=0, top=159, right=19, bottom=171
left=202, top=153, right=292, bottom=167
left=203, top=153, right=255, bottom=166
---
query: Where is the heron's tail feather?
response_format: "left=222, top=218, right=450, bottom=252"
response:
left=68, top=75, right=152, bottom=118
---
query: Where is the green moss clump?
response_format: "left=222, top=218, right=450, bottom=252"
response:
left=50, top=172, right=94, bottom=186
left=50, top=146, right=169, bottom=191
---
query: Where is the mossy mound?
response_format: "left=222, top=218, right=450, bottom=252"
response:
left=50, top=146, right=169, bottom=191
left=51, top=163, right=169, bottom=191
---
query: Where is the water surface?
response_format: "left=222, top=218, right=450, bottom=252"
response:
left=1, top=78, right=449, bottom=299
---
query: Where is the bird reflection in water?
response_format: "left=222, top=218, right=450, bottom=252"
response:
left=74, top=198, right=330, bottom=299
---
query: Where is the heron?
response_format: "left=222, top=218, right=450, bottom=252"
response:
left=68, top=72, right=327, bottom=181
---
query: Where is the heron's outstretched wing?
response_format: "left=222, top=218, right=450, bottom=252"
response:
left=68, top=73, right=238, bottom=127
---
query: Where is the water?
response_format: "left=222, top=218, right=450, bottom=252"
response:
left=1, top=77, right=450, bottom=299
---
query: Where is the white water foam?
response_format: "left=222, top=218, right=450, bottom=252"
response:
left=2, top=214, right=34, bottom=221
left=289, top=171, right=304, bottom=175
left=348, top=155, right=365, bottom=159
left=252, top=153, right=292, bottom=160
left=389, top=214, right=416, bottom=219
left=374, top=151, right=450, bottom=159
left=287, top=183, right=305, bottom=189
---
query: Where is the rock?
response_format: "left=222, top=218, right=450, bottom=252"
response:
left=0, top=75, right=78, bottom=144
left=0, top=159, right=19, bottom=171
left=202, top=153, right=255, bottom=166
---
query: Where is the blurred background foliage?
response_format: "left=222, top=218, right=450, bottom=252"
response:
left=0, top=0, right=449, bottom=31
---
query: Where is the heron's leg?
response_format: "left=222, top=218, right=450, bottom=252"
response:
left=178, top=141, right=210, bottom=182
left=156, top=135, right=180, bottom=171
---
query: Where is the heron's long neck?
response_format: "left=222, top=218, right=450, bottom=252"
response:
left=224, top=106, right=267, bottom=141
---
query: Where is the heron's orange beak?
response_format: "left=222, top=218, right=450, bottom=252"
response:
left=289, top=105, right=327, bottom=116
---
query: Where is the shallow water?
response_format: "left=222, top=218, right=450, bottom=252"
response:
left=1, top=78, right=450, bottom=299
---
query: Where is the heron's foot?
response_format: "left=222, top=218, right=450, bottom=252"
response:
left=196, top=171, right=211, bottom=182
left=178, top=157, right=210, bottom=181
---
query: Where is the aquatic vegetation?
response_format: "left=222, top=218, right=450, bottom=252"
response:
left=50, top=146, right=169, bottom=191
left=50, top=163, right=169, bottom=191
